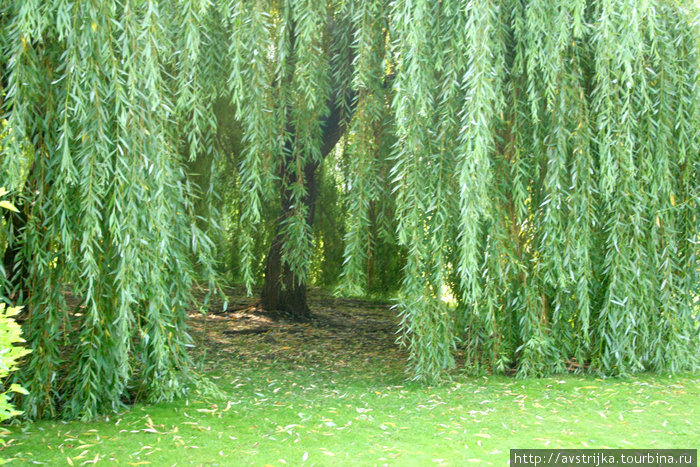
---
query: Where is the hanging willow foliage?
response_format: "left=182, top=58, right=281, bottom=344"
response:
left=0, top=1, right=220, bottom=419
left=1, top=0, right=698, bottom=421
left=386, top=0, right=699, bottom=380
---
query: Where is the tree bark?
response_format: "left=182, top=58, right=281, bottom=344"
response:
left=259, top=93, right=349, bottom=320
left=260, top=159, right=319, bottom=320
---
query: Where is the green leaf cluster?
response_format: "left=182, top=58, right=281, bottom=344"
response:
left=0, top=191, right=30, bottom=423
left=0, top=302, right=29, bottom=422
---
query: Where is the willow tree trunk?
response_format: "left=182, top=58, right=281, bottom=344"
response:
left=260, top=159, right=320, bottom=320
left=259, top=94, right=349, bottom=321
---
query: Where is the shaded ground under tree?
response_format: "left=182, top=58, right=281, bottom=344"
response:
left=187, top=286, right=407, bottom=373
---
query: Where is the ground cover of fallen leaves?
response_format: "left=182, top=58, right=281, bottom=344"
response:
left=186, top=286, right=407, bottom=377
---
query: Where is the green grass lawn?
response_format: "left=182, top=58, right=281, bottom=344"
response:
left=2, top=368, right=698, bottom=466
left=2, top=292, right=698, bottom=465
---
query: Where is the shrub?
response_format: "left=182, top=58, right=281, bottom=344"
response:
left=0, top=303, right=29, bottom=422
left=0, top=189, right=29, bottom=422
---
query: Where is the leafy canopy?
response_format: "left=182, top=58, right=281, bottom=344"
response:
left=0, top=0, right=698, bottom=419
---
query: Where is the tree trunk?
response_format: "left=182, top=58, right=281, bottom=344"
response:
left=259, top=92, right=350, bottom=321
left=260, top=159, right=319, bottom=320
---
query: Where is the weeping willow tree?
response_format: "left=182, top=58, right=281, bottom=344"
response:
left=0, top=1, right=221, bottom=419
left=0, top=0, right=698, bottom=420
left=385, top=0, right=700, bottom=380
left=221, top=0, right=699, bottom=379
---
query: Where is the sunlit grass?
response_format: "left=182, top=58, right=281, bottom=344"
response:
left=2, top=363, right=697, bottom=466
